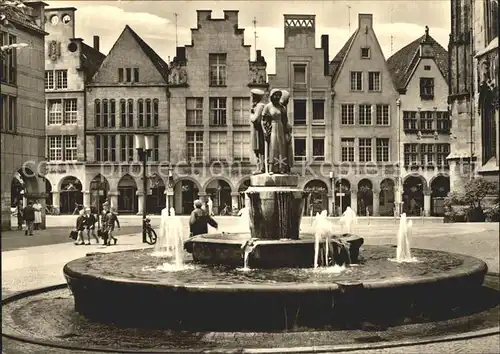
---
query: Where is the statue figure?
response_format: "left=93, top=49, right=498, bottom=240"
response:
left=178, top=66, right=187, bottom=84
left=250, top=88, right=266, bottom=174
left=262, top=89, right=289, bottom=174
left=250, top=65, right=259, bottom=83
left=280, top=90, right=293, bottom=173
left=169, top=62, right=187, bottom=85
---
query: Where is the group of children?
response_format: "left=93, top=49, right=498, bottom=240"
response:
left=74, top=207, right=120, bottom=246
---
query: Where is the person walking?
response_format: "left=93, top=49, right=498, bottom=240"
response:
left=103, top=207, right=120, bottom=246
left=74, top=209, right=87, bottom=245
left=85, top=208, right=99, bottom=245
left=22, top=201, right=35, bottom=236
left=207, top=197, right=214, bottom=216
left=33, top=199, right=42, bottom=230
left=189, top=199, right=218, bottom=237
left=16, top=200, right=23, bottom=231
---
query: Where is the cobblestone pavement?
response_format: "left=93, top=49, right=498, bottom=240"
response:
left=2, top=221, right=499, bottom=353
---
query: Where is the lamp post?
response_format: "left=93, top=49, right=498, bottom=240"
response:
left=135, top=134, right=154, bottom=243
left=329, top=171, right=335, bottom=216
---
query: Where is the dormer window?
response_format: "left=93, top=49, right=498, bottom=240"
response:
left=361, top=47, right=371, bottom=59
left=118, top=68, right=139, bottom=83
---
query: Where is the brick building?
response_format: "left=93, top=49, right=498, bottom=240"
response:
left=168, top=10, right=268, bottom=215
left=267, top=14, right=333, bottom=215
left=329, top=14, right=399, bottom=216
left=387, top=27, right=452, bottom=216
left=85, top=25, right=170, bottom=214
left=43, top=7, right=105, bottom=214
left=1, top=1, right=47, bottom=230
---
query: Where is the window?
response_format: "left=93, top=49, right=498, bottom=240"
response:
left=294, top=138, right=306, bottom=161
left=341, top=104, right=355, bottom=125
left=1, top=94, right=16, bottom=132
left=48, top=136, right=62, bottom=161
left=48, top=99, right=63, bottom=124
left=404, top=144, right=419, bottom=166
left=45, top=71, right=54, bottom=89
left=420, top=77, right=434, bottom=99
left=118, top=68, right=124, bottom=83
left=95, top=135, right=116, bottom=162
left=186, top=98, right=203, bottom=126
left=102, top=99, right=109, bottom=127
left=209, top=132, right=227, bottom=161
left=233, top=132, right=251, bottom=161
left=341, top=138, right=355, bottom=162
left=358, top=138, right=372, bottom=162
left=138, top=99, right=144, bottom=127
left=376, top=138, right=390, bottom=162
left=63, top=99, right=77, bottom=124
left=361, top=47, right=371, bottom=59
left=436, top=111, right=451, bottom=132
left=293, top=64, right=306, bottom=85
left=127, top=99, right=134, bottom=127
left=187, top=132, right=203, bottom=162
left=153, top=99, right=159, bottom=127
left=95, top=99, right=101, bottom=127
left=485, top=0, right=499, bottom=43
left=358, top=104, right=372, bottom=125
left=233, top=98, right=250, bottom=125
left=403, top=111, right=418, bottom=131
left=133, top=68, right=139, bottom=83
left=420, top=111, right=433, bottom=131
left=126, top=68, right=132, bottom=83
left=209, top=54, right=227, bottom=86
left=118, top=68, right=139, bottom=83
left=109, top=99, right=116, bottom=127
left=350, top=71, right=363, bottom=91
left=368, top=72, right=381, bottom=91
left=312, top=138, right=325, bottom=161
left=375, top=104, right=390, bottom=125
left=436, top=144, right=450, bottom=166
left=1, top=33, right=17, bottom=85
left=64, top=136, right=77, bottom=161
left=424, top=65, right=431, bottom=71
left=55, top=70, right=68, bottom=89
left=312, top=100, right=325, bottom=122
left=145, top=99, right=152, bottom=127
left=152, top=135, right=160, bottom=161
left=293, top=100, right=307, bottom=125
left=209, top=98, right=227, bottom=125
left=120, top=135, right=134, bottom=161
left=120, top=99, right=126, bottom=127
left=420, top=144, right=434, bottom=166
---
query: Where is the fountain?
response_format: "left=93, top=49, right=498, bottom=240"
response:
left=389, top=213, right=419, bottom=263
left=59, top=89, right=489, bottom=336
left=151, top=207, right=186, bottom=270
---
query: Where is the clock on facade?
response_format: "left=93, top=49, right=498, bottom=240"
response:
left=50, top=15, right=59, bottom=25
left=62, top=14, right=71, bottom=24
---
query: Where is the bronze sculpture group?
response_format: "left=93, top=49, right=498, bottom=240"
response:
left=250, top=88, right=293, bottom=175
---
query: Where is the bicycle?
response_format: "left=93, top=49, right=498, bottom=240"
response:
left=220, top=204, right=230, bottom=216
left=143, top=217, right=158, bottom=245
left=46, top=205, right=59, bottom=215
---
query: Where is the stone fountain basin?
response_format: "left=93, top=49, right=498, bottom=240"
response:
left=63, top=246, right=488, bottom=331
left=184, top=232, right=364, bottom=268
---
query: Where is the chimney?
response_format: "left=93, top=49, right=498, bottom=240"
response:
left=321, top=35, right=329, bottom=76
left=256, top=50, right=261, bottom=60
left=420, top=26, right=434, bottom=58
left=93, top=35, right=100, bottom=52
left=176, top=47, right=186, bottom=61
left=358, top=13, right=373, bottom=30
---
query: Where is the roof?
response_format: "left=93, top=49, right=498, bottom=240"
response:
left=125, top=25, right=169, bottom=83
left=387, top=34, right=448, bottom=91
left=328, top=30, right=358, bottom=83
left=80, top=42, right=106, bottom=83
left=1, top=0, right=46, bottom=34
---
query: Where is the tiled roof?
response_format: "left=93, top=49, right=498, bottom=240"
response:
left=125, top=25, right=169, bottom=83
left=387, top=34, right=448, bottom=91
left=1, top=0, right=45, bottom=34
left=80, top=42, right=106, bottom=83
left=329, top=30, right=358, bottom=83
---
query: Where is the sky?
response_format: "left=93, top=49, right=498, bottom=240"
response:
left=45, top=0, right=451, bottom=74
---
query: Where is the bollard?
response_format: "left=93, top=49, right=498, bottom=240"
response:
left=366, top=207, right=370, bottom=225
left=421, top=207, right=424, bottom=224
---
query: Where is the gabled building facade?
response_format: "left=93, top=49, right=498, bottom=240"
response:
left=1, top=1, right=47, bottom=230
left=168, top=10, right=268, bottom=215
left=85, top=25, right=170, bottom=214
left=268, top=14, right=333, bottom=215
left=330, top=14, right=399, bottom=216
left=43, top=7, right=105, bottom=214
left=387, top=27, right=451, bottom=217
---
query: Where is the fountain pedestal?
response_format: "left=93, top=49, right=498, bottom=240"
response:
left=247, top=174, right=305, bottom=240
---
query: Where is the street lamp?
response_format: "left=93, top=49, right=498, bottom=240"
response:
left=135, top=134, right=154, bottom=243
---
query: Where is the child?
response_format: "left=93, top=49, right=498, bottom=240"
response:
left=74, top=209, right=86, bottom=245
left=85, top=208, right=99, bottom=245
